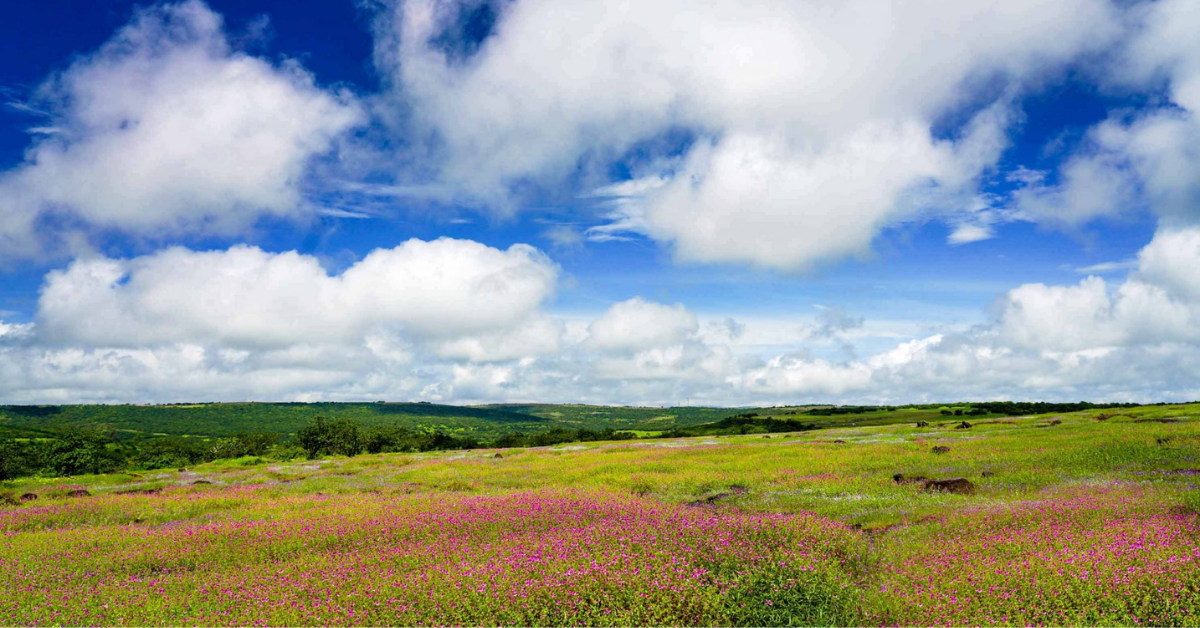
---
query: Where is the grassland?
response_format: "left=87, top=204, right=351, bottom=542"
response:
left=2, top=403, right=1197, bottom=626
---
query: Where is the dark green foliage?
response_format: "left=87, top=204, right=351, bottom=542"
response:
left=362, top=425, right=479, bottom=453
left=0, top=405, right=64, bottom=418
left=490, top=427, right=637, bottom=448
left=0, top=440, right=39, bottom=481
left=967, top=401, right=1140, bottom=416
left=297, top=416, right=362, bottom=458
left=0, top=402, right=547, bottom=441
left=662, top=414, right=818, bottom=438
left=40, top=428, right=124, bottom=477
left=131, top=437, right=210, bottom=470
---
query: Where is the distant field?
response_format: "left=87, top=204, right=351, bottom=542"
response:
left=2, top=403, right=1196, bottom=626
left=0, top=400, right=1133, bottom=442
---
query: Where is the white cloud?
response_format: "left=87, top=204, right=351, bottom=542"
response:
left=584, top=298, right=697, bottom=353
left=37, top=238, right=559, bottom=349
left=375, top=0, right=1121, bottom=269
left=0, top=0, right=362, bottom=259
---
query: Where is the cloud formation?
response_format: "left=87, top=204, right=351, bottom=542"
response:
left=377, top=0, right=1121, bottom=268
left=37, top=238, right=559, bottom=349
left=0, top=0, right=362, bottom=259
left=5, top=228, right=1200, bottom=405
left=1012, top=0, right=1200, bottom=227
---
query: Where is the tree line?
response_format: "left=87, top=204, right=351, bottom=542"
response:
left=0, top=417, right=638, bottom=481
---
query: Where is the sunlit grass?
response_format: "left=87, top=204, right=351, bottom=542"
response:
left=2, top=405, right=1198, bottom=626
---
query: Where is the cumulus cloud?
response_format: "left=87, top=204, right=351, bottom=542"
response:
left=374, top=0, right=1121, bottom=268
left=584, top=298, right=697, bottom=353
left=7, top=229, right=1200, bottom=404
left=0, top=0, right=362, bottom=259
left=37, top=238, right=559, bottom=349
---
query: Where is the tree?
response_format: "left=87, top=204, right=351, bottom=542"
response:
left=296, top=416, right=361, bottom=458
left=42, top=428, right=124, bottom=476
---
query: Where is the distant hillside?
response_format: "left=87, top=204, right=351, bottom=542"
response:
left=0, top=400, right=1150, bottom=443
left=0, top=402, right=548, bottom=441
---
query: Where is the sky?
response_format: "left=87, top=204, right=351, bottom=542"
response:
left=0, top=0, right=1198, bottom=406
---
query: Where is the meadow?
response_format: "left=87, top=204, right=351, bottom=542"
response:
left=1, top=404, right=1197, bottom=626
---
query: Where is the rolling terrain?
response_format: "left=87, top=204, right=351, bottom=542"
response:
left=2, top=402, right=1197, bottom=625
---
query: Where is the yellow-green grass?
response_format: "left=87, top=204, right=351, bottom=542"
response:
left=2, top=405, right=1198, bottom=626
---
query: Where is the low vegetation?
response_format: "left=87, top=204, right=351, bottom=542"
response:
left=1, top=402, right=1196, bottom=626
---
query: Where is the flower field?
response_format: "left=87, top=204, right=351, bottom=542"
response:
left=1, top=490, right=865, bottom=626
left=2, top=405, right=1199, bottom=626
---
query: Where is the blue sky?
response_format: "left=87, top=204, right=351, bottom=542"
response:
left=0, top=0, right=1197, bottom=405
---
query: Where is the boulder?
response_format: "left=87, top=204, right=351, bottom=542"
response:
left=893, top=473, right=929, bottom=485
left=915, top=421, right=929, bottom=428
left=19, top=493, right=37, bottom=502
left=955, top=421, right=973, bottom=429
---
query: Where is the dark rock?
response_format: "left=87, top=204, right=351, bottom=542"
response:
left=893, top=473, right=929, bottom=485
left=493, top=453, right=503, bottom=459
left=915, top=421, right=929, bottom=428
left=832, top=439, right=847, bottom=444
left=922, top=478, right=975, bottom=495
left=955, top=421, right=973, bottom=429
left=19, top=493, right=37, bottom=502
left=66, top=489, right=91, bottom=498
left=931, top=446, right=951, bottom=454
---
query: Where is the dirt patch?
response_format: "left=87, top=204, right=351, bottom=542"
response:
left=115, top=487, right=163, bottom=495
left=686, top=485, right=749, bottom=507
left=923, top=478, right=975, bottom=495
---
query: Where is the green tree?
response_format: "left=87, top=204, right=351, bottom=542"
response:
left=296, top=416, right=361, bottom=458
left=42, top=428, right=124, bottom=476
